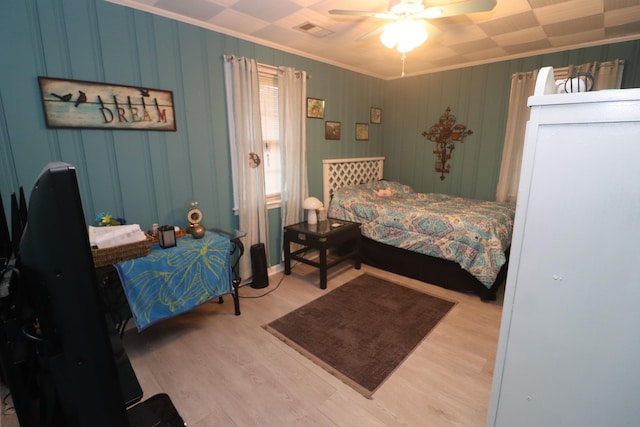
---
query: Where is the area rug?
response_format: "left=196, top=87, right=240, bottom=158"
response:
left=263, top=273, right=456, bottom=398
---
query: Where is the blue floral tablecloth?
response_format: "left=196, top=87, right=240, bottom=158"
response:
left=114, top=231, right=232, bottom=331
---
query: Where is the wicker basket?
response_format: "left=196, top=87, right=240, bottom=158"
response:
left=92, top=234, right=153, bottom=268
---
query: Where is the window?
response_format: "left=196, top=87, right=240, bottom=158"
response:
left=258, top=65, right=281, bottom=205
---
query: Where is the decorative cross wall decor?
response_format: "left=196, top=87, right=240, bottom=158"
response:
left=422, top=107, right=472, bottom=181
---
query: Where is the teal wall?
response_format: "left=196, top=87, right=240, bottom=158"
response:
left=1, top=0, right=639, bottom=267
left=0, top=0, right=383, bottom=266
left=383, top=40, right=640, bottom=200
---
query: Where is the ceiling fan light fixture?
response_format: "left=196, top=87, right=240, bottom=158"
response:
left=380, top=22, right=399, bottom=49
left=423, top=7, right=443, bottom=19
left=330, top=0, right=498, bottom=77
left=380, top=20, right=428, bottom=53
left=389, top=0, right=425, bottom=15
left=407, top=21, right=428, bottom=48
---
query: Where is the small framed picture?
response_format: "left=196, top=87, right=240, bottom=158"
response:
left=356, top=123, right=369, bottom=141
left=307, top=97, right=325, bottom=119
left=325, top=121, right=341, bottom=140
left=370, top=107, right=382, bottom=124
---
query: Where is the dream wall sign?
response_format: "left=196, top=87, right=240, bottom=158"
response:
left=38, top=77, right=176, bottom=131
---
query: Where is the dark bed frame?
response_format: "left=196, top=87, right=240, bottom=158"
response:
left=361, top=236, right=508, bottom=301
left=323, top=157, right=508, bottom=301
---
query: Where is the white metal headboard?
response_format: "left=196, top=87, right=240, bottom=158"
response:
left=322, top=157, right=385, bottom=207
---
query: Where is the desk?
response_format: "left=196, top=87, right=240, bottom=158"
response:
left=283, top=219, right=361, bottom=289
left=99, top=231, right=241, bottom=332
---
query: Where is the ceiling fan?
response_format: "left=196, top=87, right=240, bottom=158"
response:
left=329, top=0, right=497, bottom=75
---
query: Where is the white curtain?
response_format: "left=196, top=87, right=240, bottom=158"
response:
left=278, top=66, right=308, bottom=243
left=223, top=55, right=268, bottom=280
left=496, top=60, right=624, bottom=203
left=570, top=59, right=624, bottom=90
left=495, top=70, right=538, bottom=203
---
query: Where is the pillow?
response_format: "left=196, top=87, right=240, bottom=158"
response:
left=374, top=188, right=393, bottom=197
left=372, top=180, right=413, bottom=194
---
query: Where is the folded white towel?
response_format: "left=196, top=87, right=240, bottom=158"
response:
left=89, top=224, right=146, bottom=249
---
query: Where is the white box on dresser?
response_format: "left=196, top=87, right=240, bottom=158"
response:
left=487, top=67, right=640, bottom=427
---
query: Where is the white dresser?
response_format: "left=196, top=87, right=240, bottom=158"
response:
left=487, top=67, right=640, bottom=427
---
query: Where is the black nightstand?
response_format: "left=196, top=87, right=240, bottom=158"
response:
left=283, top=219, right=361, bottom=289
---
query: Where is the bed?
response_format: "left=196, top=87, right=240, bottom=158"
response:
left=323, top=157, right=515, bottom=301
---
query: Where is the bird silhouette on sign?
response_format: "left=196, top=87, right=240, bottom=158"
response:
left=139, top=89, right=150, bottom=97
left=74, top=91, right=87, bottom=107
left=51, top=93, right=72, bottom=102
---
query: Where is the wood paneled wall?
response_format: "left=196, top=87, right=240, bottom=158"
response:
left=0, top=0, right=383, bottom=249
left=1, top=0, right=639, bottom=266
left=383, top=40, right=640, bottom=200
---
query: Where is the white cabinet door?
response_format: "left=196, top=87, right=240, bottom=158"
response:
left=488, top=81, right=640, bottom=427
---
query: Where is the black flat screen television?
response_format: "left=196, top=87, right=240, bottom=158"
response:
left=14, top=162, right=131, bottom=426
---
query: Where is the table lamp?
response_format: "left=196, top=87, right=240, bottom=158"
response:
left=302, top=197, right=323, bottom=224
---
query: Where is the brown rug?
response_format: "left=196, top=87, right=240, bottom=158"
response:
left=263, top=273, right=456, bottom=398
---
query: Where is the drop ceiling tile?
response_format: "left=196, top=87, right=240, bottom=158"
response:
left=605, top=5, right=640, bottom=26
left=154, top=0, right=225, bottom=21
left=273, top=7, right=334, bottom=32
left=481, top=0, right=533, bottom=19
left=603, top=0, right=640, bottom=11
left=543, top=14, right=604, bottom=37
left=478, top=11, right=540, bottom=36
left=533, top=0, right=603, bottom=25
left=286, top=34, right=335, bottom=54
left=449, top=38, right=499, bottom=55
left=230, top=0, right=302, bottom=23
left=320, top=0, right=389, bottom=13
left=423, top=55, right=469, bottom=70
left=206, top=8, right=268, bottom=34
left=252, top=24, right=305, bottom=45
left=528, top=0, right=572, bottom=7
left=502, top=38, right=554, bottom=55
left=107, top=0, right=640, bottom=79
left=209, top=0, right=240, bottom=7
left=492, top=26, right=549, bottom=46
left=436, top=21, right=492, bottom=45
left=289, top=0, right=325, bottom=6
left=434, top=15, right=474, bottom=28
left=605, top=21, right=640, bottom=37
left=548, top=28, right=606, bottom=47
left=463, top=46, right=510, bottom=62
left=415, top=45, right=461, bottom=61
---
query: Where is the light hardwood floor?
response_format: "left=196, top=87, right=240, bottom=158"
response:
left=1, top=263, right=504, bottom=426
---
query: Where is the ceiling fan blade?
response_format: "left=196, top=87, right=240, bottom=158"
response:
left=422, top=0, right=496, bottom=19
left=329, top=9, right=396, bottom=19
left=356, top=26, right=385, bottom=42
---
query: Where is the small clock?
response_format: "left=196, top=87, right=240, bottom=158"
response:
left=187, top=207, right=203, bottom=225
left=186, top=200, right=205, bottom=239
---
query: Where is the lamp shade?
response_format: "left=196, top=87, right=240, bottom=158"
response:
left=303, top=197, right=323, bottom=224
left=380, top=23, right=399, bottom=49
left=380, top=19, right=428, bottom=53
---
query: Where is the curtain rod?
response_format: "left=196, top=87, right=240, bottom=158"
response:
left=260, top=62, right=311, bottom=79
left=225, top=55, right=310, bottom=79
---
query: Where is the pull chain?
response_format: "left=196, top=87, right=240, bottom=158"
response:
left=401, top=53, right=406, bottom=77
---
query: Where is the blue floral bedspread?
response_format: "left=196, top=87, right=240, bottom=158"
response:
left=114, top=231, right=232, bottom=331
left=327, top=181, right=515, bottom=288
